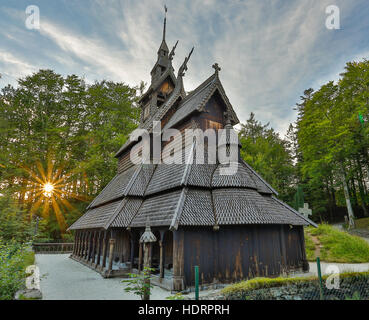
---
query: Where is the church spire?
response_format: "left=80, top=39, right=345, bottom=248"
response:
left=163, top=5, right=167, bottom=42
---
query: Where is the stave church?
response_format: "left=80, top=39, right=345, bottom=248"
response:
left=68, top=10, right=316, bottom=291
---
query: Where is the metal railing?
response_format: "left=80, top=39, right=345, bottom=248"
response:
left=32, top=242, right=74, bottom=254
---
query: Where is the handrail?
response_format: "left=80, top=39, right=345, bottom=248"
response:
left=32, top=242, right=74, bottom=254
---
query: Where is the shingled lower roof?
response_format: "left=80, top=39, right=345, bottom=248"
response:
left=212, top=188, right=309, bottom=226
left=69, top=200, right=122, bottom=230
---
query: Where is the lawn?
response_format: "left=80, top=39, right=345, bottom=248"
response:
left=304, top=224, right=369, bottom=263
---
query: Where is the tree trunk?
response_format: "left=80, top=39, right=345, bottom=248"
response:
left=341, top=164, right=355, bottom=229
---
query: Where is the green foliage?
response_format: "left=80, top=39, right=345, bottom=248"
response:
left=221, top=271, right=369, bottom=297
left=295, top=60, right=369, bottom=222
left=304, top=229, right=316, bottom=261
left=166, top=292, right=185, bottom=300
left=0, top=70, right=140, bottom=240
left=0, top=239, right=35, bottom=300
left=293, top=186, right=304, bottom=210
left=122, top=267, right=155, bottom=300
left=305, top=224, right=369, bottom=262
left=239, top=113, right=295, bottom=202
left=0, top=192, right=34, bottom=242
left=222, top=276, right=317, bottom=296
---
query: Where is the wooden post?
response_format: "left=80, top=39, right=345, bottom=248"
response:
left=102, top=231, right=108, bottom=269
left=78, top=231, right=83, bottom=257
left=91, top=231, right=96, bottom=265
left=81, top=231, right=87, bottom=258
left=172, top=230, right=185, bottom=291
left=84, top=232, right=90, bottom=260
left=72, top=231, right=78, bottom=256
left=72, top=231, right=77, bottom=256
left=159, top=230, right=165, bottom=279
left=87, top=232, right=93, bottom=262
left=95, top=231, right=101, bottom=268
left=138, top=242, right=143, bottom=272
left=76, top=231, right=81, bottom=256
left=107, top=238, right=116, bottom=276
left=159, top=240, right=164, bottom=279
left=279, top=225, right=287, bottom=274
left=130, top=234, right=135, bottom=271
left=143, top=242, right=151, bottom=300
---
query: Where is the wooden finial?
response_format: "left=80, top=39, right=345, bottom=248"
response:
left=212, top=63, right=221, bottom=75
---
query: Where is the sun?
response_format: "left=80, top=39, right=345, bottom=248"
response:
left=22, top=157, right=89, bottom=232
left=43, top=182, right=54, bottom=197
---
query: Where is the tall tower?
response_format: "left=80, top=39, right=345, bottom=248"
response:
left=139, top=6, right=178, bottom=124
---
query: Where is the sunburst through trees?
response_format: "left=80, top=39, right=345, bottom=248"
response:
left=23, top=158, right=88, bottom=233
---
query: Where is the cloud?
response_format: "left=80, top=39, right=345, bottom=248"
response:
left=0, top=0, right=368, bottom=137
left=0, top=50, right=36, bottom=80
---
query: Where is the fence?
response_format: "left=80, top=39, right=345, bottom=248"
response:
left=32, top=243, right=74, bottom=254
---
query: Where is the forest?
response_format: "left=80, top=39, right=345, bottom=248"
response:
left=0, top=59, right=368, bottom=241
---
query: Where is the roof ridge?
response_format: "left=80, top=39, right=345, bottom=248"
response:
left=181, top=142, right=195, bottom=186
left=103, top=164, right=143, bottom=229
left=169, top=187, right=188, bottom=230
left=179, top=73, right=216, bottom=105
left=103, top=198, right=128, bottom=230
left=271, top=195, right=318, bottom=227
left=241, top=159, right=278, bottom=195
left=86, top=174, right=118, bottom=210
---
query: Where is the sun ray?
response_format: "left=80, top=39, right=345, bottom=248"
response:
left=36, top=162, right=47, bottom=182
left=22, top=159, right=88, bottom=233
left=29, top=198, right=44, bottom=218
left=42, top=200, right=50, bottom=219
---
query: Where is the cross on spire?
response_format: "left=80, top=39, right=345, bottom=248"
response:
left=212, top=63, right=221, bottom=75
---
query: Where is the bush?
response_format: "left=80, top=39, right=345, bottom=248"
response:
left=0, top=239, right=35, bottom=300
left=304, top=224, right=369, bottom=263
left=221, top=271, right=369, bottom=300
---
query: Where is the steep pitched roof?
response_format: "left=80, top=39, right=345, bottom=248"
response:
left=164, top=73, right=239, bottom=130
left=115, top=71, right=239, bottom=158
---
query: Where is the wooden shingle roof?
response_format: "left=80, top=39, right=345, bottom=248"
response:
left=69, top=71, right=316, bottom=231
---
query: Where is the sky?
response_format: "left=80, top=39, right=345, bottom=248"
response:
left=1, top=0, right=369, bottom=136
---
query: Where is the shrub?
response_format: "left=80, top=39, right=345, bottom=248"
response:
left=0, top=239, right=35, bottom=300
left=221, top=271, right=369, bottom=299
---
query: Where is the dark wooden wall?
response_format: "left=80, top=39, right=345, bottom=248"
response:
left=181, top=225, right=307, bottom=287
left=112, top=230, right=130, bottom=263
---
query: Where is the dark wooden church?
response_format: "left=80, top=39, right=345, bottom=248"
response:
left=69, top=12, right=316, bottom=291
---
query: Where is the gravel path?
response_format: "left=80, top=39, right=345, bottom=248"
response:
left=36, top=254, right=172, bottom=300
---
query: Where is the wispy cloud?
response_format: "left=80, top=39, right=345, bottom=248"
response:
left=0, top=0, right=368, bottom=136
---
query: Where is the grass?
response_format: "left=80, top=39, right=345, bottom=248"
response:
left=304, top=230, right=316, bottom=261
left=304, top=224, right=369, bottom=263
left=0, top=241, right=35, bottom=300
left=221, top=271, right=369, bottom=296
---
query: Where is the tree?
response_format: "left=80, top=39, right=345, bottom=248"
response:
left=0, top=70, right=140, bottom=239
left=239, top=113, right=295, bottom=202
